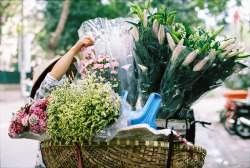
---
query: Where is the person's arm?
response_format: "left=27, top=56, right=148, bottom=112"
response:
left=50, top=36, right=95, bottom=81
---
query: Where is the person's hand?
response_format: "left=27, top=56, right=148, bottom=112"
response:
left=71, top=36, right=95, bottom=53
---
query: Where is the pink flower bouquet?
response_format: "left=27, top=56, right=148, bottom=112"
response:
left=8, top=104, right=31, bottom=138
left=81, top=49, right=120, bottom=91
left=8, top=97, right=50, bottom=140
left=28, top=98, right=49, bottom=133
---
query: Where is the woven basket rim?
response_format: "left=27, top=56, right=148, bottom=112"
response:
left=41, top=139, right=206, bottom=156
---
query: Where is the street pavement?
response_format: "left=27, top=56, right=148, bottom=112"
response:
left=0, top=88, right=250, bottom=168
left=0, top=90, right=39, bottom=168
left=193, top=91, right=250, bottom=168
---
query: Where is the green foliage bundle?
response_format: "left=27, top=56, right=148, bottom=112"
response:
left=129, top=1, right=249, bottom=119
left=46, top=73, right=120, bottom=144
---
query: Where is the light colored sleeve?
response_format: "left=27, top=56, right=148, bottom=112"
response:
left=34, top=73, right=66, bottom=101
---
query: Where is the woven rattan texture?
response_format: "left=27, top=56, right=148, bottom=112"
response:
left=41, top=139, right=206, bottom=168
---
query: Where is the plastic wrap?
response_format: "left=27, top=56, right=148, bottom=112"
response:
left=92, top=90, right=162, bottom=141
left=92, top=99, right=131, bottom=142
left=78, top=17, right=139, bottom=108
left=133, top=32, right=235, bottom=119
left=77, top=13, right=249, bottom=121
left=126, top=5, right=249, bottom=120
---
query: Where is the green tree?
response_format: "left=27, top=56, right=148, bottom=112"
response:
left=225, top=69, right=250, bottom=90
left=47, top=0, right=72, bottom=59
left=0, top=1, right=21, bottom=45
left=36, top=0, right=130, bottom=58
left=150, top=0, right=241, bottom=29
left=150, top=0, right=205, bottom=28
left=0, top=1, right=21, bottom=71
left=37, top=0, right=243, bottom=58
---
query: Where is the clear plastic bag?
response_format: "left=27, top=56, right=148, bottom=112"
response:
left=78, top=17, right=139, bottom=108
left=92, top=90, right=163, bottom=142
left=92, top=99, right=131, bottom=142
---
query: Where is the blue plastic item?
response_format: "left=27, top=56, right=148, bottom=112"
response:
left=121, top=90, right=162, bottom=130
left=121, top=90, right=128, bottom=101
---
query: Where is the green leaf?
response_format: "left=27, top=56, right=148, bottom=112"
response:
left=194, top=36, right=204, bottom=41
left=176, top=23, right=185, bottom=30
left=137, top=6, right=144, bottom=21
left=166, top=15, right=174, bottom=25
left=213, top=25, right=225, bottom=37
left=237, top=53, right=250, bottom=59
left=202, top=43, right=209, bottom=52
left=168, top=11, right=177, bottom=16
left=153, top=12, right=164, bottom=16
left=129, top=2, right=135, bottom=7
left=160, top=8, right=165, bottom=14
left=130, top=5, right=137, bottom=12
left=146, top=0, right=150, bottom=9
left=213, top=41, right=220, bottom=49
left=153, top=14, right=163, bottom=19
left=171, top=31, right=182, bottom=36
left=184, top=38, right=190, bottom=46
left=235, top=62, right=249, bottom=69
left=128, top=11, right=137, bottom=16
left=130, top=5, right=137, bottom=8
left=125, top=21, right=140, bottom=27
left=171, top=34, right=180, bottom=43
left=197, top=40, right=204, bottom=50
left=216, top=50, right=224, bottom=55
left=153, top=12, right=164, bottom=20
left=194, top=42, right=198, bottom=49
left=148, top=10, right=153, bottom=17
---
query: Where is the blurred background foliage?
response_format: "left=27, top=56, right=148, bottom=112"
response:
left=0, top=0, right=249, bottom=89
left=0, top=0, right=245, bottom=59
left=0, top=1, right=22, bottom=73
left=150, top=0, right=236, bottom=28
left=36, top=0, right=130, bottom=57
left=225, top=68, right=250, bottom=90
left=0, top=1, right=21, bottom=42
left=34, top=0, right=242, bottom=58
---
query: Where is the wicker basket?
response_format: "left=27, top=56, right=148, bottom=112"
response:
left=41, top=138, right=206, bottom=168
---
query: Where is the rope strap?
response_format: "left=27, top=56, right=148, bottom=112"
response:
left=167, top=130, right=174, bottom=168
left=75, top=142, right=83, bottom=168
